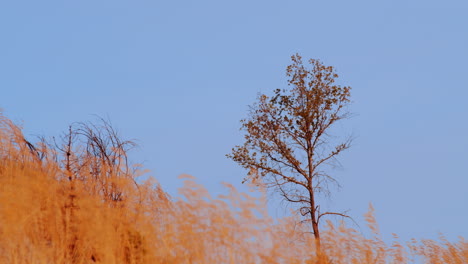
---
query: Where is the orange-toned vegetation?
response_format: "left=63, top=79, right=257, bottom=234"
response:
left=0, top=114, right=466, bottom=264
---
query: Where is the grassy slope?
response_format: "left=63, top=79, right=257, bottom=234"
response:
left=0, top=114, right=466, bottom=264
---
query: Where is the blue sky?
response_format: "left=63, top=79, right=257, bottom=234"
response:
left=1, top=0, right=467, bottom=243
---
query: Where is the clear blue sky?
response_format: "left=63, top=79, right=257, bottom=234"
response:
left=1, top=0, right=467, bottom=243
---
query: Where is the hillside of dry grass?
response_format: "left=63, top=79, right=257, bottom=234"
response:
left=0, top=113, right=466, bottom=264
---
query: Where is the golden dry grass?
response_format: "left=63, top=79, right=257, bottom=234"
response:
left=0, top=114, right=466, bottom=263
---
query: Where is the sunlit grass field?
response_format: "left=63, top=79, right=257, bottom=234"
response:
left=0, top=114, right=465, bottom=263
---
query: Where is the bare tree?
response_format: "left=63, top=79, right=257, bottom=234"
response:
left=228, top=54, right=352, bottom=258
left=50, top=119, right=140, bottom=263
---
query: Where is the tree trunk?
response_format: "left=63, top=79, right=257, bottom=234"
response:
left=309, top=187, right=322, bottom=261
left=311, top=207, right=322, bottom=260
